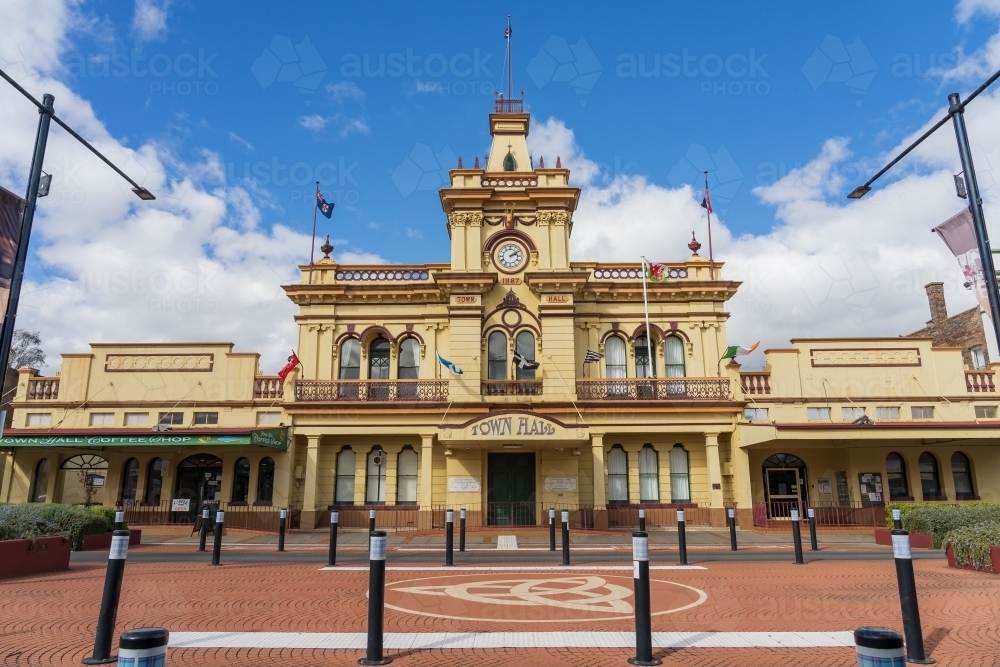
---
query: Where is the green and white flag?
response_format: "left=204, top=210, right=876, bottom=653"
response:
left=722, top=341, right=759, bottom=359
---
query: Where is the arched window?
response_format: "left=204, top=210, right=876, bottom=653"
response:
left=335, top=447, right=356, bottom=505
left=119, top=458, right=140, bottom=503
left=665, top=336, right=685, bottom=377
left=885, top=453, right=910, bottom=500
left=30, top=458, right=50, bottom=503
left=366, top=446, right=387, bottom=504
left=369, top=338, right=390, bottom=380
left=639, top=445, right=659, bottom=503
left=488, top=331, right=507, bottom=380
left=607, top=445, right=629, bottom=504
left=515, top=331, right=536, bottom=380
left=398, top=338, right=420, bottom=379
left=503, top=151, right=516, bottom=171
left=919, top=452, right=943, bottom=499
left=144, top=458, right=164, bottom=503
left=605, top=336, right=627, bottom=378
left=952, top=452, right=976, bottom=499
left=231, top=457, right=250, bottom=502
left=396, top=446, right=418, bottom=505
left=338, top=338, right=361, bottom=379
left=669, top=445, right=690, bottom=503
left=636, top=334, right=656, bottom=378
left=256, top=457, right=275, bottom=503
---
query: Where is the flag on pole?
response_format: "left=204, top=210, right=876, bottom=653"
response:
left=701, top=187, right=713, bottom=214
left=722, top=342, right=759, bottom=359
left=934, top=208, right=993, bottom=321
left=512, top=352, right=540, bottom=370
left=437, top=351, right=464, bottom=376
left=277, top=351, right=301, bottom=382
left=645, top=262, right=669, bottom=282
left=316, top=191, right=334, bottom=219
left=584, top=349, right=603, bottom=363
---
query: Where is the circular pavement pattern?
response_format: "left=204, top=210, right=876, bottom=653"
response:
left=383, top=573, right=707, bottom=623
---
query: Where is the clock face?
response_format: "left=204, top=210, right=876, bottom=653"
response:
left=496, top=243, right=525, bottom=271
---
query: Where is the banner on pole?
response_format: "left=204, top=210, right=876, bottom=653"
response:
left=0, top=186, right=26, bottom=327
left=933, top=208, right=993, bottom=321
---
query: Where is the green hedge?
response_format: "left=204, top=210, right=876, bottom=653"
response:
left=945, top=521, right=1000, bottom=573
left=884, top=503, right=1000, bottom=549
left=0, top=504, right=119, bottom=550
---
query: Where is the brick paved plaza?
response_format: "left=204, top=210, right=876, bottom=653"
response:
left=2, top=538, right=999, bottom=666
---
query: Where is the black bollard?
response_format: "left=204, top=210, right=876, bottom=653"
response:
left=118, top=628, right=169, bottom=666
left=561, top=510, right=570, bottom=566
left=278, top=508, right=287, bottom=552
left=360, top=530, right=392, bottom=665
left=328, top=510, right=339, bottom=567
left=892, top=528, right=934, bottom=663
left=459, top=508, right=466, bottom=552
left=198, top=507, right=209, bottom=552
left=83, top=529, right=131, bottom=664
left=369, top=508, right=376, bottom=544
left=893, top=508, right=903, bottom=530
left=790, top=508, right=804, bottom=564
left=628, top=531, right=661, bottom=666
left=114, top=510, right=124, bottom=531
left=854, top=626, right=906, bottom=666
left=211, top=510, right=224, bottom=566
left=808, top=508, right=818, bottom=551
left=728, top=507, right=738, bottom=551
left=549, top=508, right=556, bottom=551
left=676, top=509, right=688, bottom=566
left=638, top=507, right=646, bottom=533
left=445, top=509, right=454, bottom=566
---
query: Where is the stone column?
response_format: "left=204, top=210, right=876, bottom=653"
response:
left=420, top=435, right=434, bottom=528
left=705, top=433, right=724, bottom=525
left=591, top=434, right=607, bottom=529
left=301, top=436, right=321, bottom=529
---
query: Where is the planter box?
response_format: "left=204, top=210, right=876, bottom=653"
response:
left=946, top=544, right=1000, bottom=573
left=81, top=530, right=143, bottom=551
left=0, top=536, right=71, bottom=579
left=874, top=527, right=933, bottom=549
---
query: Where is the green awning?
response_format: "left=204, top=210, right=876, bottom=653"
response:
left=0, top=429, right=288, bottom=451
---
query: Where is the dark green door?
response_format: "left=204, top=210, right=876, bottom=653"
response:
left=487, top=453, right=536, bottom=526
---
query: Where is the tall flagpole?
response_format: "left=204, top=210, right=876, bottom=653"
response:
left=704, top=171, right=715, bottom=280
left=640, top=256, right=653, bottom=378
left=309, top=180, right=319, bottom=285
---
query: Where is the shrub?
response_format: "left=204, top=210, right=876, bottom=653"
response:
left=86, top=505, right=126, bottom=530
left=0, top=504, right=66, bottom=542
left=945, top=521, right=1000, bottom=573
left=896, top=504, right=1000, bottom=549
left=0, top=503, right=112, bottom=550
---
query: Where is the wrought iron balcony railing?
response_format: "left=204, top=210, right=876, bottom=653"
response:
left=575, top=378, right=730, bottom=401
left=482, top=380, right=543, bottom=397
left=294, top=380, right=448, bottom=402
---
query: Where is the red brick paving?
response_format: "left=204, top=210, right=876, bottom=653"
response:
left=2, top=557, right=999, bottom=666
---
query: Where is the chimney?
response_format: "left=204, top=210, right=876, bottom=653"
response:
left=925, top=282, right=947, bottom=323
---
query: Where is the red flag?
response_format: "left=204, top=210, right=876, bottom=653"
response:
left=277, top=351, right=301, bottom=382
left=701, top=188, right=713, bottom=214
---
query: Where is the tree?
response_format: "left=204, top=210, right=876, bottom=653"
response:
left=8, top=329, right=44, bottom=370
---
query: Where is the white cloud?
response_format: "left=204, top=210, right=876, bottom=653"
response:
left=131, top=0, right=171, bottom=41
left=414, top=80, right=440, bottom=94
left=406, top=227, right=423, bottom=239
left=298, top=114, right=327, bottom=131
left=298, top=113, right=370, bottom=137
left=228, top=132, right=254, bottom=152
left=326, top=80, right=365, bottom=102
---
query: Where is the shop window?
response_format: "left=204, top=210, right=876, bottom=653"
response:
left=90, top=412, right=114, bottom=426
left=665, top=336, right=685, bottom=377
left=396, top=446, right=418, bottom=505
left=144, top=458, right=164, bottom=503
left=951, top=452, right=976, bottom=499
left=635, top=334, right=656, bottom=378
left=638, top=445, right=659, bottom=503
left=119, top=458, right=140, bottom=502
left=842, top=407, right=866, bottom=421
left=366, top=447, right=387, bottom=504
left=807, top=407, right=830, bottom=421
left=256, top=457, right=275, bottom=503
left=26, top=413, right=50, bottom=427
left=194, top=412, right=218, bottom=425
left=488, top=331, right=507, bottom=380
left=744, top=407, right=768, bottom=421
left=339, top=338, right=361, bottom=379
left=30, top=458, right=50, bottom=503
left=919, top=452, right=944, bottom=499
left=158, top=412, right=184, bottom=426
left=607, top=445, right=628, bottom=504
left=975, top=405, right=997, bottom=419
left=876, top=406, right=900, bottom=420
left=515, top=331, right=536, bottom=380
left=911, top=406, right=934, bottom=419
left=369, top=338, right=390, bottom=380
left=124, top=412, right=149, bottom=426
left=885, top=453, right=910, bottom=500
left=231, top=457, right=250, bottom=502
left=398, top=338, right=420, bottom=380
left=605, top=336, right=627, bottom=378
left=335, top=447, right=356, bottom=504
left=256, top=411, right=280, bottom=425
left=669, top=445, right=690, bottom=503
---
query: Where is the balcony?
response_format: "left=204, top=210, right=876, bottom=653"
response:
left=966, top=370, right=996, bottom=393
left=575, top=378, right=730, bottom=401
left=740, top=372, right=771, bottom=395
left=295, top=380, right=448, bottom=402
left=27, top=378, right=59, bottom=400
left=254, top=377, right=283, bottom=399
left=481, top=380, right=543, bottom=397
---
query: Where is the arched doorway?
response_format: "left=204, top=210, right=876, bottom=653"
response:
left=59, top=454, right=109, bottom=506
left=762, top=453, right=808, bottom=519
left=174, top=453, right=223, bottom=522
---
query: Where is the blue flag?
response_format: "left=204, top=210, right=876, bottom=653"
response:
left=316, top=190, right=334, bottom=219
left=436, top=351, right=463, bottom=376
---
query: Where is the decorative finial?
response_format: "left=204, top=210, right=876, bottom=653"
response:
left=474, top=156, right=480, bottom=169
left=556, top=156, right=562, bottom=168
left=457, top=156, right=464, bottom=169
left=539, top=156, right=545, bottom=168
left=688, top=231, right=701, bottom=256
left=321, top=234, right=334, bottom=259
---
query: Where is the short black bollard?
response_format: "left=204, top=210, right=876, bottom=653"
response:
left=328, top=510, right=339, bottom=567
left=459, top=508, right=466, bottom=552
left=211, top=510, right=224, bottom=566
left=893, top=528, right=934, bottom=663
left=638, top=507, right=646, bottom=533
left=561, top=510, right=570, bottom=566
left=791, top=508, right=804, bottom=564
left=728, top=507, right=738, bottom=551
left=360, top=531, right=392, bottom=665
left=808, top=508, right=818, bottom=551
left=893, top=508, right=903, bottom=530
left=278, top=508, right=287, bottom=552
left=198, top=507, right=210, bottom=552
left=368, top=509, right=376, bottom=546
left=118, top=628, right=169, bottom=666
left=549, top=508, right=556, bottom=551
left=83, top=530, right=131, bottom=664
left=114, top=510, right=124, bottom=531
left=629, top=531, right=661, bottom=666
left=676, top=509, right=688, bottom=566
left=445, top=509, right=454, bottom=566
left=854, top=626, right=906, bottom=666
